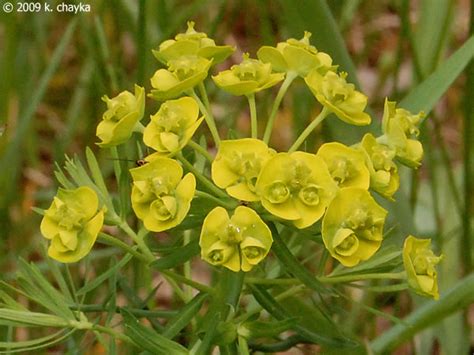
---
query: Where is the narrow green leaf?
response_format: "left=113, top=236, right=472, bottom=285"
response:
left=248, top=284, right=352, bottom=348
left=121, top=309, right=188, bottom=355
left=151, top=239, right=200, bottom=270
left=0, top=309, right=69, bottom=328
left=270, top=224, right=329, bottom=294
left=0, top=329, right=71, bottom=350
left=77, top=253, right=133, bottom=296
left=400, top=35, right=474, bottom=113
left=239, top=318, right=297, bottom=339
left=162, top=293, right=208, bottom=339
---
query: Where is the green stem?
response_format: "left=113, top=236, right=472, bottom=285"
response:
left=234, top=284, right=305, bottom=323
left=288, top=107, right=330, bottom=152
left=98, top=232, right=149, bottom=263
left=188, top=140, right=213, bottom=162
left=319, top=272, right=406, bottom=284
left=69, top=304, right=176, bottom=318
left=176, top=153, right=228, bottom=199
left=93, top=324, right=133, bottom=344
left=161, top=269, right=214, bottom=294
left=263, top=72, right=297, bottom=143
left=183, top=230, right=193, bottom=302
left=245, top=277, right=300, bottom=286
left=189, top=89, right=220, bottom=147
left=370, top=273, right=474, bottom=353
left=247, top=94, right=258, bottom=138
left=195, top=190, right=237, bottom=209
left=198, top=81, right=212, bottom=113
left=119, top=222, right=154, bottom=263
left=110, top=147, right=122, bottom=184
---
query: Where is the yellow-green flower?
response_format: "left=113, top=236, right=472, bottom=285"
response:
left=256, top=152, right=338, bottom=229
left=380, top=99, right=425, bottom=168
left=403, top=235, right=442, bottom=299
left=143, top=97, right=203, bottom=156
left=316, top=142, right=370, bottom=189
left=40, top=186, right=104, bottom=263
left=153, top=21, right=234, bottom=65
left=359, top=133, right=399, bottom=199
left=211, top=138, right=275, bottom=202
left=257, top=31, right=334, bottom=77
left=305, top=70, right=371, bottom=126
left=199, top=206, right=272, bottom=272
left=96, top=85, right=145, bottom=147
left=130, top=156, right=195, bottom=232
left=212, top=54, right=285, bottom=96
left=150, top=55, right=212, bottom=101
left=322, top=188, right=387, bottom=267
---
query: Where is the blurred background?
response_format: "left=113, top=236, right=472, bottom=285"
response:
left=0, top=0, right=472, bottom=353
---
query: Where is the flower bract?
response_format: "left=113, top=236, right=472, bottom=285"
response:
left=96, top=85, right=145, bottom=147
left=150, top=55, right=212, bottom=100
left=211, top=138, right=275, bottom=201
left=40, top=186, right=104, bottom=263
left=212, top=54, right=285, bottom=96
left=153, top=21, right=234, bottom=65
left=380, top=99, right=425, bottom=168
left=199, top=206, right=272, bottom=272
left=403, top=235, right=442, bottom=299
left=316, top=142, right=370, bottom=189
left=257, top=31, right=334, bottom=77
left=130, top=156, right=196, bottom=232
left=322, top=187, right=387, bottom=267
left=256, top=152, right=338, bottom=229
left=359, top=133, right=399, bottom=199
left=305, top=70, right=371, bottom=126
left=143, top=97, right=203, bottom=156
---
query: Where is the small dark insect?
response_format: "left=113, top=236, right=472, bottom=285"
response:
left=107, top=158, right=148, bottom=167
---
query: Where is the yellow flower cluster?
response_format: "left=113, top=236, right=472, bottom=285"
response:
left=40, top=23, right=440, bottom=299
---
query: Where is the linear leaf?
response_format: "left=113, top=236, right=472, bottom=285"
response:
left=121, top=309, right=188, bottom=355
left=400, top=35, right=474, bottom=113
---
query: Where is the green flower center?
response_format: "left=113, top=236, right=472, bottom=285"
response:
left=413, top=250, right=440, bottom=276
left=222, top=224, right=243, bottom=244
left=371, top=145, right=394, bottom=171
left=242, top=246, right=264, bottom=260
left=265, top=181, right=290, bottom=204
left=298, top=184, right=321, bottom=206
left=156, top=105, right=181, bottom=132
left=149, top=177, right=171, bottom=196
left=169, top=56, right=200, bottom=80
left=54, top=199, right=85, bottom=230
left=209, top=249, right=224, bottom=263
left=151, top=196, right=177, bottom=221
left=346, top=208, right=369, bottom=229
left=333, top=229, right=360, bottom=257
left=233, top=60, right=259, bottom=81
left=329, top=157, right=351, bottom=184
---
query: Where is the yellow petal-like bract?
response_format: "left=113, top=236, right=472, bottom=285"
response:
left=130, top=157, right=196, bottom=232
left=143, top=97, right=203, bottom=156
left=96, top=85, right=145, bottom=147
left=212, top=54, right=285, bottom=96
left=316, top=142, right=370, bottom=190
left=403, top=235, right=442, bottom=299
left=359, top=133, right=399, bottom=199
left=150, top=56, right=212, bottom=101
left=211, top=138, right=275, bottom=201
left=380, top=98, right=425, bottom=168
left=199, top=206, right=272, bottom=272
left=256, top=152, right=338, bottom=229
left=305, top=70, right=371, bottom=126
left=257, top=31, right=334, bottom=77
left=153, top=21, right=234, bottom=65
left=322, top=188, right=387, bottom=267
left=40, top=186, right=104, bottom=263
